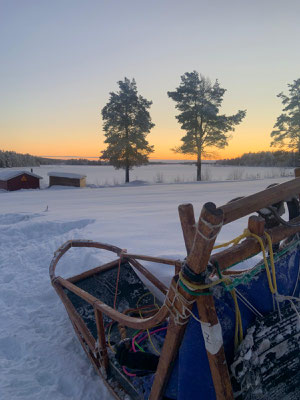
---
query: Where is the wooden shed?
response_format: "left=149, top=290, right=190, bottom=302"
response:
left=48, top=172, right=86, bottom=187
left=0, top=170, right=43, bottom=191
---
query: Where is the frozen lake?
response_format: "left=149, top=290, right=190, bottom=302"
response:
left=7, top=163, right=294, bottom=188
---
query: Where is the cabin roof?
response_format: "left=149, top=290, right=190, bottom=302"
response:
left=47, top=172, right=86, bottom=179
left=0, top=170, right=43, bottom=181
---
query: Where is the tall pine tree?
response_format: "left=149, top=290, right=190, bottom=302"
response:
left=101, top=78, right=154, bottom=183
left=168, top=71, right=246, bottom=180
left=271, top=79, right=300, bottom=163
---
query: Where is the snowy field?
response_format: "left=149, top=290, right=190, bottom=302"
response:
left=0, top=169, right=294, bottom=400
left=7, top=163, right=294, bottom=187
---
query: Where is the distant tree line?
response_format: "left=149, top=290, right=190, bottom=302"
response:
left=217, top=151, right=298, bottom=167
left=0, top=150, right=53, bottom=167
left=64, top=158, right=103, bottom=165
left=0, top=151, right=106, bottom=168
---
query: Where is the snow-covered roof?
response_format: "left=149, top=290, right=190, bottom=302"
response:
left=0, top=169, right=43, bottom=181
left=47, top=172, right=86, bottom=179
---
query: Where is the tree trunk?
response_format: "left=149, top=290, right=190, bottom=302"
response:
left=196, top=154, right=202, bottom=181
left=125, top=165, right=130, bottom=183
left=125, top=125, right=130, bottom=183
left=297, top=145, right=300, bottom=167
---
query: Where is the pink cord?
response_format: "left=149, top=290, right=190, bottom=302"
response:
left=132, top=326, right=167, bottom=352
left=123, top=327, right=167, bottom=378
left=122, top=366, right=136, bottom=377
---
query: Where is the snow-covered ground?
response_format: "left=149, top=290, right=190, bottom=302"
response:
left=9, top=163, right=294, bottom=187
left=0, top=170, right=293, bottom=399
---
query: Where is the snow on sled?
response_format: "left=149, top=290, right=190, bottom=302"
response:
left=50, top=171, right=300, bottom=400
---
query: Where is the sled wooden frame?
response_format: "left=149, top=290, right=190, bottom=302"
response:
left=50, top=168, right=300, bottom=400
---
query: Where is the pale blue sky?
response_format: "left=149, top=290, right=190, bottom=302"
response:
left=1, top=0, right=300, bottom=158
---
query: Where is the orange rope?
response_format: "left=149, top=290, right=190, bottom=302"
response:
left=113, top=249, right=127, bottom=309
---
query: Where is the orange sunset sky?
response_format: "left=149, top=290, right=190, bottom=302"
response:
left=1, top=1, right=300, bottom=160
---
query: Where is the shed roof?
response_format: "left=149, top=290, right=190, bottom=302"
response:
left=0, top=170, right=43, bottom=181
left=48, top=172, right=86, bottom=179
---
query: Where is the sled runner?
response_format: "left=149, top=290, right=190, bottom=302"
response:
left=50, top=169, right=300, bottom=400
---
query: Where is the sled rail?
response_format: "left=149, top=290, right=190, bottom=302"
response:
left=212, top=214, right=300, bottom=271
left=54, top=276, right=170, bottom=330
left=49, top=239, right=122, bottom=281
left=50, top=240, right=172, bottom=330
left=219, top=176, right=300, bottom=225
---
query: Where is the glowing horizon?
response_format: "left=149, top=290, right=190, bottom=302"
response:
left=1, top=1, right=299, bottom=162
left=2, top=121, right=281, bottom=161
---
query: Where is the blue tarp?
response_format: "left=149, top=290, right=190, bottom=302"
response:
left=163, top=242, right=300, bottom=400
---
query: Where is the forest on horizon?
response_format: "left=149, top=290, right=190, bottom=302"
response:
left=0, top=149, right=297, bottom=169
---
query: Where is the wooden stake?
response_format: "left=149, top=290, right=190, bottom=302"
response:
left=149, top=277, right=192, bottom=400
left=188, top=203, right=233, bottom=400
left=149, top=202, right=231, bottom=400
left=248, top=215, right=265, bottom=236
left=187, top=202, right=223, bottom=272
left=178, top=203, right=196, bottom=254
left=94, top=308, right=109, bottom=373
left=196, top=296, right=233, bottom=399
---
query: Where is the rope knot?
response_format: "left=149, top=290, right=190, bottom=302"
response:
left=119, top=249, right=127, bottom=259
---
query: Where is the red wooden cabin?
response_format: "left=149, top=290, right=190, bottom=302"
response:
left=0, top=170, right=43, bottom=191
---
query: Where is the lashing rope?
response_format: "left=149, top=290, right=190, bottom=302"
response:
left=113, top=249, right=127, bottom=310
left=234, top=288, right=263, bottom=319
left=164, top=280, right=202, bottom=325
left=178, top=270, right=243, bottom=348
left=174, top=229, right=280, bottom=348
left=136, top=292, right=161, bottom=355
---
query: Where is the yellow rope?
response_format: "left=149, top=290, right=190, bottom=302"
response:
left=229, top=287, right=243, bottom=349
left=246, top=231, right=277, bottom=294
left=137, top=292, right=161, bottom=355
left=107, top=322, right=116, bottom=353
left=180, top=228, right=278, bottom=349
left=264, top=231, right=277, bottom=293
left=213, top=230, right=249, bottom=249
left=214, top=228, right=277, bottom=294
left=179, top=271, right=227, bottom=291
left=214, top=229, right=278, bottom=348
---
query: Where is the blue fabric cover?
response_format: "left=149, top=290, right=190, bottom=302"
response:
left=163, top=243, right=300, bottom=400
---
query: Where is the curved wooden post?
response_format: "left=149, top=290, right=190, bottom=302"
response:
left=189, top=203, right=233, bottom=400
left=150, top=203, right=232, bottom=400
left=178, top=203, right=196, bottom=255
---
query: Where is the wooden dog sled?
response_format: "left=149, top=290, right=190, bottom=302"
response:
left=50, top=170, right=300, bottom=400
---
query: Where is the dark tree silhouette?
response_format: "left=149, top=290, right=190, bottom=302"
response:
left=168, top=71, right=246, bottom=180
left=101, top=78, right=154, bottom=183
left=271, top=79, right=300, bottom=164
